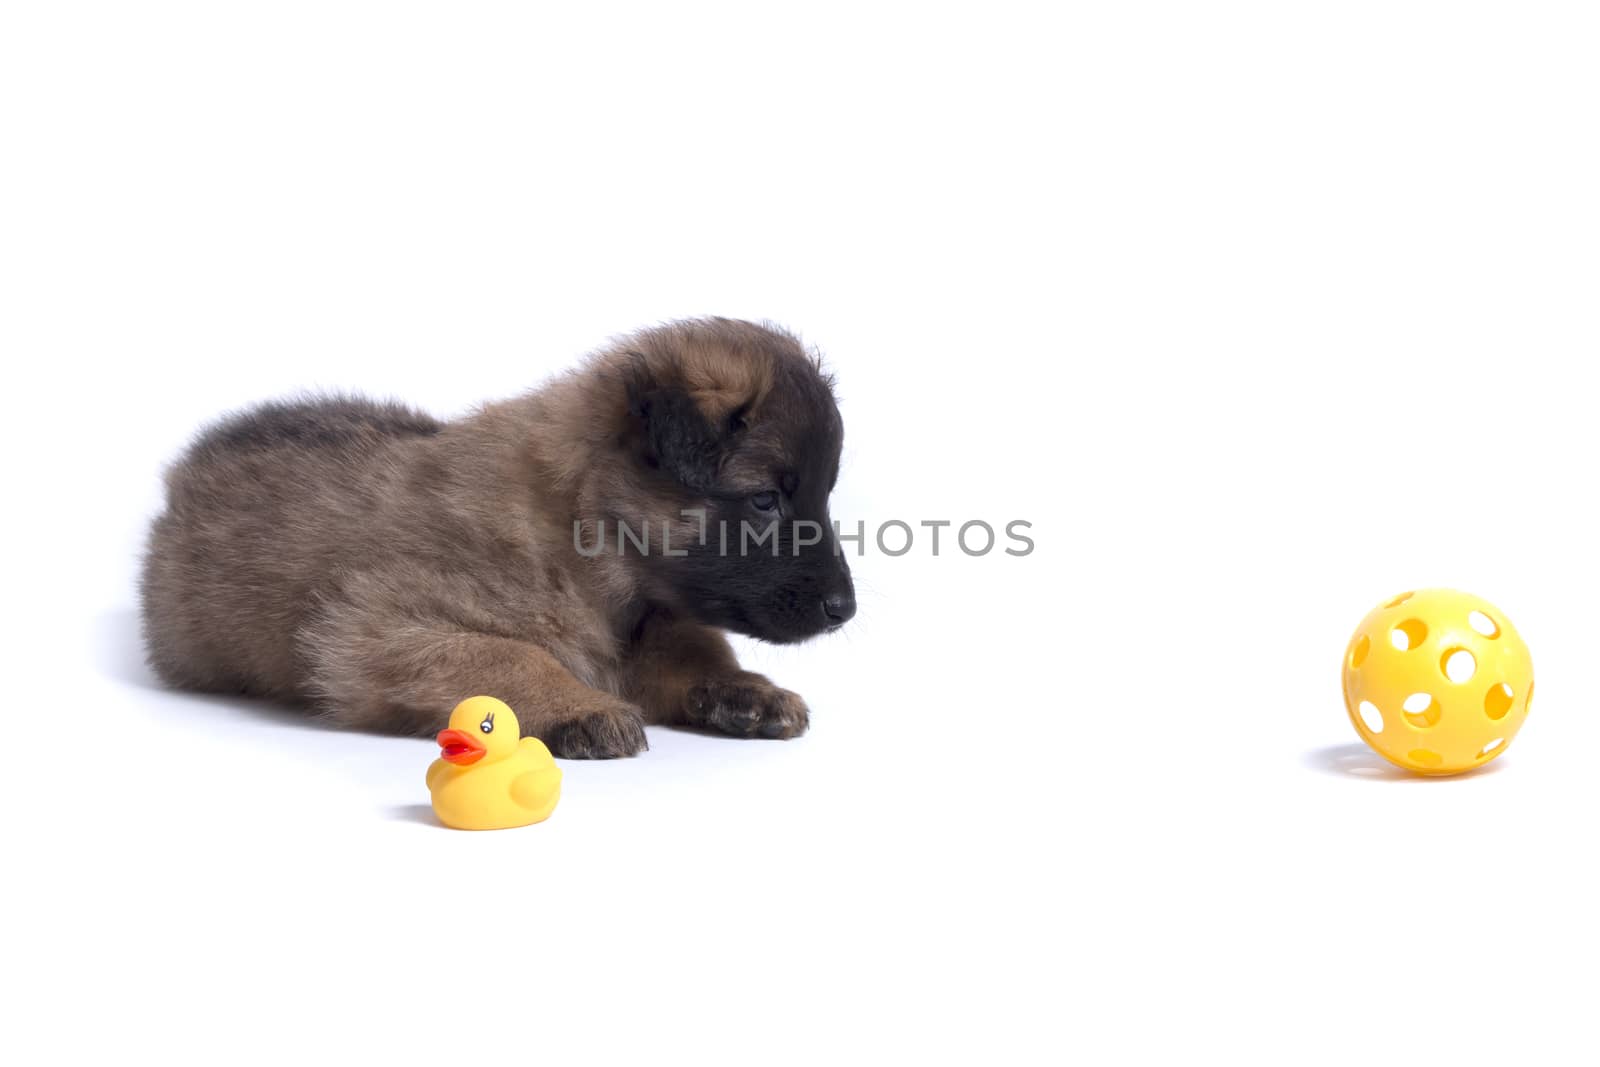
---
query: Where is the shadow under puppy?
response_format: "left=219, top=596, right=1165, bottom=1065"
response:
left=140, top=318, right=855, bottom=758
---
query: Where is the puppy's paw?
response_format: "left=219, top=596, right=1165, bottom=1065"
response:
left=540, top=703, right=648, bottom=759
left=687, top=675, right=810, bottom=740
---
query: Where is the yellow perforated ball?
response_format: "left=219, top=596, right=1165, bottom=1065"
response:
left=1342, top=589, right=1533, bottom=776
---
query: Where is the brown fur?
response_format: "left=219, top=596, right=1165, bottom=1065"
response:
left=140, top=318, right=852, bottom=758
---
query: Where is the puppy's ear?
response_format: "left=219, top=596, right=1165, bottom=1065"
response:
left=624, top=359, right=741, bottom=490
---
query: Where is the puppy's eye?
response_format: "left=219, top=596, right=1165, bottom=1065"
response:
left=750, top=491, right=780, bottom=512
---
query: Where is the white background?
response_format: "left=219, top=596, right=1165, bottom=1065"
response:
left=3, top=2, right=1597, bottom=1063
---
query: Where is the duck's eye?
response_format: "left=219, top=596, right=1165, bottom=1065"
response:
left=479, top=716, right=494, bottom=734
left=750, top=491, right=779, bottom=513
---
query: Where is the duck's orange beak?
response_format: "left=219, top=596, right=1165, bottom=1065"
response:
left=437, top=728, right=486, bottom=765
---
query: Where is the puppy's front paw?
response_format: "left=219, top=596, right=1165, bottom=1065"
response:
left=540, top=703, right=648, bottom=759
left=687, top=675, right=810, bottom=740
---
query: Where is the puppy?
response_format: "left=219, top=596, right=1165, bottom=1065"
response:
left=139, top=318, right=854, bottom=758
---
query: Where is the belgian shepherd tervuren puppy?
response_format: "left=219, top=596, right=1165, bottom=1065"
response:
left=140, top=318, right=855, bottom=758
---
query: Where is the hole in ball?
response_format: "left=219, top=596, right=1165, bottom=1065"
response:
left=1391, top=618, right=1429, bottom=652
left=1485, top=682, right=1515, bottom=720
left=1357, top=700, right=1384, bottom=734
left=1350, top=634, right=1371, bottom=669
left=1402, top=693, right=1442, bottom=728
left=1441, top=648, right=1477, bottom=684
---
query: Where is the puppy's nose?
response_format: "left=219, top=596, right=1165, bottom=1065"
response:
left=821, top=591, right=856, bottom=627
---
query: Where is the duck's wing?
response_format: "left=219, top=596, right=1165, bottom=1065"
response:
left=425, top=758, right=450, bottom=793
left=510, top=766, right=563, bottom=811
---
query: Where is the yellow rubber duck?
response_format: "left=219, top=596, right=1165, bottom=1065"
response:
left=426, top=696, right=563, bottom=830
